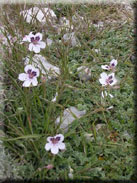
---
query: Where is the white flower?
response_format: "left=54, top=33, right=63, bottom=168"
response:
left=22, top=32, right=46, bottom=53
left=45, top=134, right=66, bottom=155
left=101, top=59, right=117, bottom=71
left=99, top=72, right=117, bottom=87
left=18, top=65, right=39, bottom=87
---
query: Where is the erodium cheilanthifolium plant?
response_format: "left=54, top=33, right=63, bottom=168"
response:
left=0, top=3, right=135, bottom=180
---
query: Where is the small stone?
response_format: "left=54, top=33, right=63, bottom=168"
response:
left=63, top=32, right=79, bottom=47
left=77, top=66, right=91, bottom=81
left=55, top=107, right=86, bottom=132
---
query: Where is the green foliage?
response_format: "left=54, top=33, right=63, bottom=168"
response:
left=0, top=3, right=134, bottom=180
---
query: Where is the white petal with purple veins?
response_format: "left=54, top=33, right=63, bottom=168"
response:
left=101, top=65, right=110, bottom=70
left=24, top=65, right=34, bottom=73
left=110, top=59, right=117, bottom=67
left=35, top=32, right=42, bottom=41
left=55, top=134, right=64, bottom=142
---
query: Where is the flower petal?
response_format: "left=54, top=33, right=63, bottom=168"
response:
left=109, top=93, right=114, bottom=98
left=35, top=32, right=42, bottom=41
left=51, top=146, right=59, bottom=154
left=55, top=134, right=64, bottom=142
left=99, top=78, right=107, bottom=85
left=101, top=91, right=104, bottom=98
left=29, top=43, right=34, bottom=51
left=18, top=73, right=27, bottom=81
left=24, top=64, right=34, bottom=73
left=22, top=35, right=29, bottom=42
left=101, top=65, right=110, bottom=70
left=100, top=72, right=108, bottom=79
left=58, top=142, right=65, bottom=150
left=33, top=45, right=41, bottom=53
left=39, top=41, right=46, bottom=49
left=22, top=80, right=32, bottom=87
left=110, top=78, right=117, bottom=86
left=27, top=32, right=34, bottom=42
left=110, top=59, right=117, bottom=67
left=47, top=137, right=53, bottom=143
left=32, top=77, right=38, bottom=86
left=45, top=143, right=52, bottom=151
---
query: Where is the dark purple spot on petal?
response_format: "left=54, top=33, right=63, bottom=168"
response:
left=27, top=69, right=37, bottom=79
left=111, top=63, right=115, bottom=67
left=50, top=137, right=61, bottom=144
left=108, top=75, right=113, bottom=80
left=109, top=80, right=113, bottom=84
left=31, top=37, right=35, bottom=42
left=35, top=36, right=40, bottom=41
left=27, top=69, right=32, bottom=74
left=32, top=71, right=37, bottom=77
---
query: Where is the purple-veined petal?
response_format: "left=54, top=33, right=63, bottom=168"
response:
left=24, top=64, right=34, bottom=73
left=110, top=59, right=117, bottom=67
left=55, top=134, right=64, bottom=142
left=35, top=32, right=42, bottom=41
left=101, top=65, right=110, bottom=70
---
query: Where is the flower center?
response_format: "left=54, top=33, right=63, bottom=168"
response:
left=106, top=75, right=113, bottom=85
left=31, top=36, right=40, bottom=45
left=27, top=69, right=37, bottom=79
left=50, top=137, right=61, bottom=144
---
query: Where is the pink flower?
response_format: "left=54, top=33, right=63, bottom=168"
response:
left=45, top=134, right=66, bottom=155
